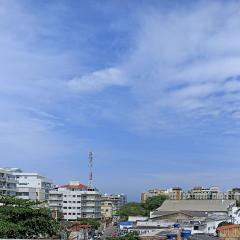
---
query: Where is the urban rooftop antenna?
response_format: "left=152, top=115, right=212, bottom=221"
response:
left=88, top=151, right=93, bottom=187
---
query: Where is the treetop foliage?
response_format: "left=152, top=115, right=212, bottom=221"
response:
left=0, top=195, right=59, bottom=239
left=118, top=195, right=167, bottom=219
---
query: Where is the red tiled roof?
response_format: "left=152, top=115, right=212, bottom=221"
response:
left=66, top=222, right=90, bottom=231
left=217, top=224, right=240, bottom=231
left=60, top=184, right=88, bottom=189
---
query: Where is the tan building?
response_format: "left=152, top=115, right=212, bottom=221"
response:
left=101, top=193, right=127, bottom=219
left=168, top=187, right=182, bottom=200
left=141, top=189, right=169, bottom=203
left=142, top=186, right=240, bottom=202
left=227, top=188, right=240, bottom=201
left=184, top=186, right=225, bottom=200
left=217, top=224, right=240, bottom=239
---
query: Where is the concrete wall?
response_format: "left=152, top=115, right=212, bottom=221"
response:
left=152, top=213, right=192, bottom=222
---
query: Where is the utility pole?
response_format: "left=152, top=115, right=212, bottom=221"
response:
left=88, top=151, right=93, bottom=188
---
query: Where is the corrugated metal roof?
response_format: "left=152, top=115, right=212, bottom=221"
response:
left=155, top=200, right=235, bottom=212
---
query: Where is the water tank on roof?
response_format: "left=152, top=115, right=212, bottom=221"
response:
left=166, top=233, right=177, bottom=240
left=181, top=229, right=191, bottom=239
left=173, top=223, right=180, bottom=228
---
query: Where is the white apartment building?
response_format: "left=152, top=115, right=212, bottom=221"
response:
left=49, top=181, right=101, bottom=221
left=8, top=168, right=53, bottom=201
left=0, top=168, right=17, bottom=196
left=48, top=188, right=63, bottom=212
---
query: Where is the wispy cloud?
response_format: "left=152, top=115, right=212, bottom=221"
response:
left=68, top=68, right=125, bottom=92
left=2, top=0, right=240, bottom=199
left=68, top=1, right=240, bottom=132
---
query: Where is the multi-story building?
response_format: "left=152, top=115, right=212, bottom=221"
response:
left=101, top=193, right=127, bottom=219
left=48, top=187, right=63, bottom=212
left=168, top=187, right=183, bottom=200
left=8, top=169, right=53, bottom=201
left=184, top=186, right=226, bottom=200
left=48, top=181, right=101, bottom=221
left=0, top=168, right=17, bottom=196
left=141, top=189, right=169, bottom=203
left=227, top=188, right=240, bottom=201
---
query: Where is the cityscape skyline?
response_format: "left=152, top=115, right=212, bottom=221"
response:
left=1, top=1, right=240, bottom=201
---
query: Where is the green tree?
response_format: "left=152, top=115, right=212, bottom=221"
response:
left=143, top=195, right=168, bottom=212
left=117, top=203, right=147, bottom=220
left=0, top=195, right=59, bottom=239
left=77, top=218, right=101, bottom=230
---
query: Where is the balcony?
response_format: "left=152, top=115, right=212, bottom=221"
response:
left=49, top=197, right=62, bottom=201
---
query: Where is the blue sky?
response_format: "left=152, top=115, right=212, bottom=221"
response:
left=1, top=0, right=240, bottom=201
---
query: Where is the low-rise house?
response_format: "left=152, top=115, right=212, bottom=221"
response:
left=151, top=200, right=235, bottom=223
left=205, top=215, right=230, bottom=235
left=183, top=215, right=230, bottom=236
left=128, top=216, right=149, bottom=222
left=118, top=221, right=134, bottom=230
left=138, top=228, right=181, bottom=240
left=229, top=206, right=240, bottom=224
left=217, top=224, right=240, bottom=238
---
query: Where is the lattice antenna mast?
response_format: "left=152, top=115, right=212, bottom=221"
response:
left=88, top=151, right=93, bottom=187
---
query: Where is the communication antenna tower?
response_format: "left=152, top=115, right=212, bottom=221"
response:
left=88, top=151, right=93, bottom=187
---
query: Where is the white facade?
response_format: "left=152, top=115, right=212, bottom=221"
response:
left=48, top=188, right=63, bottom=211
left=0, top=168, right=17, bottom=196
left=10, top=169, right=53, bottom=201
left=49, top=181, right=101, bottom=221
left=230, top=207, right=240, bottom=224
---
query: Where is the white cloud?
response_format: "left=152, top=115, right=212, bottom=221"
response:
left=85, top=1, right=240, bottom=130
left=68, top=67, right=125, bottom=92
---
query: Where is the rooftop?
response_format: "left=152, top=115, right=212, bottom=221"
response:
left=60, top=183, right=88, bottom=190
left=217, top=224, right=240, bottom=231
left=154, top=200, right=235, bottom=212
